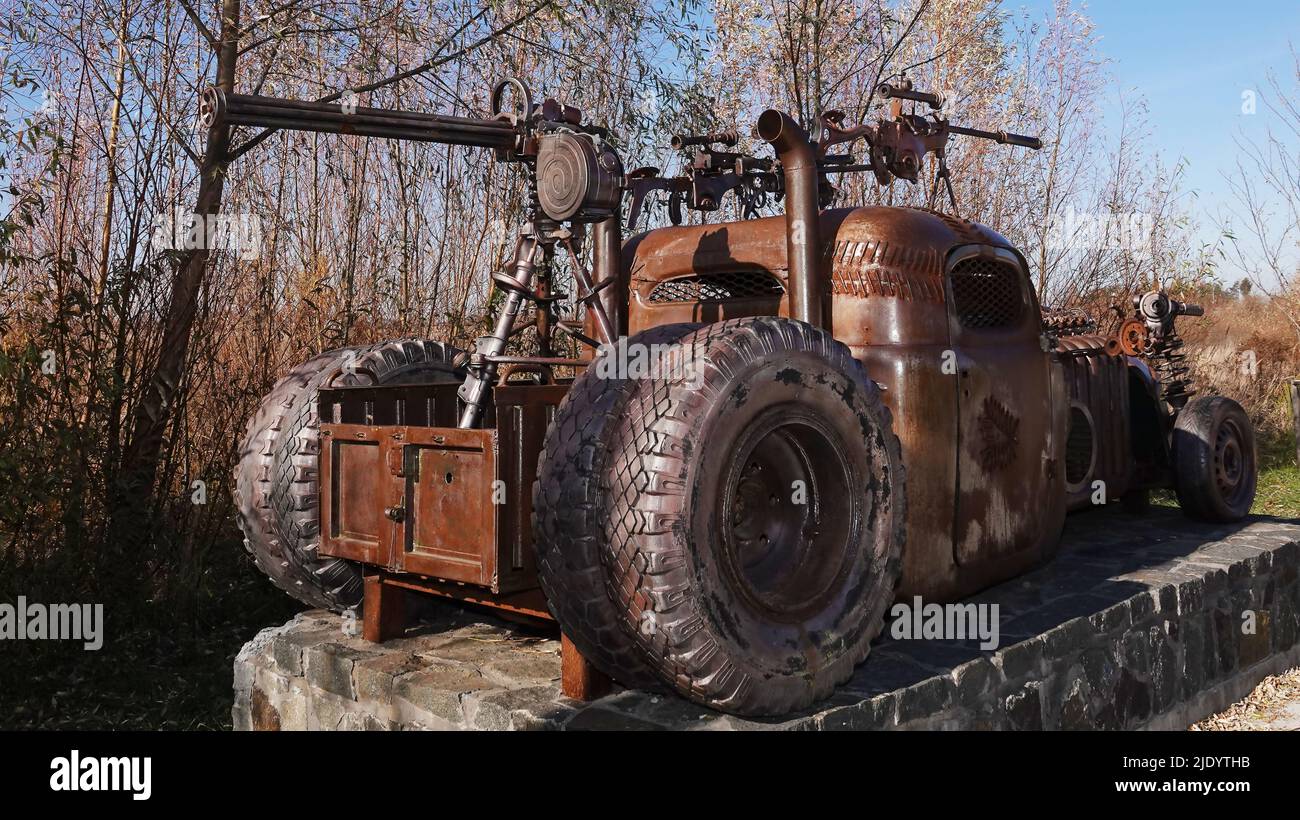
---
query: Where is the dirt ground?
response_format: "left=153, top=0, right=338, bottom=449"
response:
left=1191, top=666, right=1300, bottom=730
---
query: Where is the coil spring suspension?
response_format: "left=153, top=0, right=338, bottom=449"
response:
left=1130, top=290, right=1205, bottom=411
left=1148, top=336, right=1195, bottom=409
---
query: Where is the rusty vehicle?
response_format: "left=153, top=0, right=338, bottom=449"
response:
left=218, top=77, right=1257, bottom=716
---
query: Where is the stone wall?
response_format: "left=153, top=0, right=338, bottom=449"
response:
left=232, top=507, right=1300, bottom=730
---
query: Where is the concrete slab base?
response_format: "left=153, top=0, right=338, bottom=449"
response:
left=232, top=507, right=1300, bottom=730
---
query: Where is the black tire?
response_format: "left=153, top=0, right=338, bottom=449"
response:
left=586, top=317, right=904, bottom=715
left=532, top=324, right=702, bottom=691
left=234, top=339, right=464, bottom=611
left=1173, top=395, right=1257, bottom=522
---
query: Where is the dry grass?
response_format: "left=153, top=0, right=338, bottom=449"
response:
left=1179, top=292, right=1299, bottom=442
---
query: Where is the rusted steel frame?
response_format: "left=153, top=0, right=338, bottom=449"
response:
left=757, top=110, right=824, bottom=328
left=363, top=572, right=408, bottom=642
left=562, top=237, right=616, bottom=345
left=318, top=382, right=463, bottom=427
left=376, top=571, right=552, bottom=622
left=368, top=571, right=604, bottom=702
left=459, top=236, right=540, bottom=428
left=561, top=634, right=612, bottom=701
left=363, top=572, right=606, bottom=703
left=485, top=355, right=590, bottom=367
left=498, top=362, right=550, bottom=384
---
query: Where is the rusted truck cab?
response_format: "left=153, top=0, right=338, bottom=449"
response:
left=625, top=205, right=1086, bottom=601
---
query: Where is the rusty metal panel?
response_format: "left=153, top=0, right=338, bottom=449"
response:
left=319, top=426, right=403, bottom=567
left=624, top=206, right=1009, bottom=345
left=945, top=245, right=1063, bottom=569
left=336, top=441, right=383, bottom=559
left=1056, top=336, right=1133, bottom=510
left=405, top=427, right=498, bottom=586
left=622, top=209, right=1082, bottom=602
left=492, top=383, right=569, bottom=592
left=854, top=343, right=960, bottom=601
left=318, top=383, right=462, bottom=427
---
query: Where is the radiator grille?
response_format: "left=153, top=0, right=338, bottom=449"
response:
left=647, top=270, right=784, bottom=304
left=949, top=257, right=1024, bottom=329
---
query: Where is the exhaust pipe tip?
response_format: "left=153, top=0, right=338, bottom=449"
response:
left=756, top=109, right=785, bottom=143
left=756, top=109, right=798, bottom=145
left=757, top=109, right=815, bottom=170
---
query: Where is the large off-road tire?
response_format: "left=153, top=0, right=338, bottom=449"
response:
left=1173, top=395, right=1257, bottom=522
left=234, top=339, right=464, bottom=611
left=539, top=317, right=906, bottom=715
left=533, top=324, right=702, bottom=691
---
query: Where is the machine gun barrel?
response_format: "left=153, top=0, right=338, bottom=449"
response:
left=200, top=88, right=519, bottom=150
left=671, top=131, right=739, bottom=149
left=878, top=83, right=945, bottom=110
left=948, top=124, right=1042, bottom=150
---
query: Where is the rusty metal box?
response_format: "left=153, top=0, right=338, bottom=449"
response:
left=317, top=382, right=567, bottom=594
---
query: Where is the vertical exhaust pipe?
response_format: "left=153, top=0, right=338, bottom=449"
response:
left=757, top=109, right=823, bottom=328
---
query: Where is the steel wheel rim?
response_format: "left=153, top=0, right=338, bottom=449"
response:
left=1213, top=417, right=1251, bottom=506
left=717, top=407, right=856, bottom=620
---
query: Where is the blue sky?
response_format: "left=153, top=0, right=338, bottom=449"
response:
left=1010, top=0, right=1300, bottom=282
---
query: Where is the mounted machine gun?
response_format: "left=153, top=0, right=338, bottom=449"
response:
left=204, top=80, right=623, bottom=427
left=623, top=77, right=1041, bottom=234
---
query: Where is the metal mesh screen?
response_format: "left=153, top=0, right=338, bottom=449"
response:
left=647, top=270, right=785, bottom=304
left=949, top=257, right=1024, bottom=329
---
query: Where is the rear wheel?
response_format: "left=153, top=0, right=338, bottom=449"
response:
left=1172, top=395, right=1257, bottom=522
left=234, top=340, right=464, bottom=611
